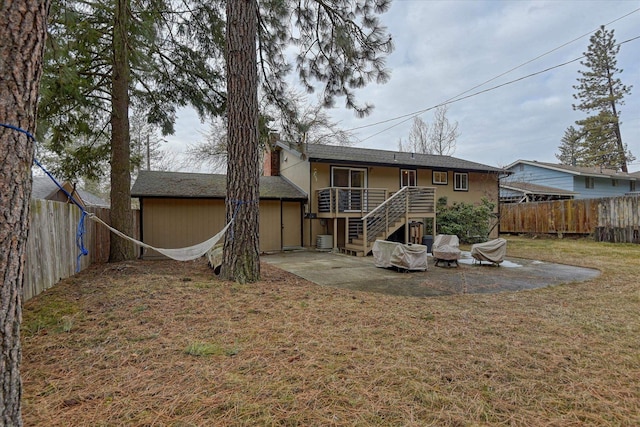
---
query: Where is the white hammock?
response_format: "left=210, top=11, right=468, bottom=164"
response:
left=89, top=214, right=233, bottom=262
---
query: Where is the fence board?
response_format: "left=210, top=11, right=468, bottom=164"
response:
left=500, top=196, right=639, bottom=243
left=23, top=199, right=139, bottom=301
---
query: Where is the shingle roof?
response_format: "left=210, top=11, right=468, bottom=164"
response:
left=501, top=181, right=578, bottom=196
left=297, top=143, right=505, bottom=173
left=31, top=176, right=110, bottom=207
left=131, top=171, right=307, bottom=200
left=506, top=160, right=639, bottom=180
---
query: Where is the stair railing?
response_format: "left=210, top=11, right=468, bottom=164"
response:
left=360, top=187, right=436, bottom=253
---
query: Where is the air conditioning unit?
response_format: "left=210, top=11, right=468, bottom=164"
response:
left=316, top=235, right=333, bottom=250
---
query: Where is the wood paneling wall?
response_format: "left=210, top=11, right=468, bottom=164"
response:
left=24, top=199, right=140, bottom=301
left=500, top=196, right=640, bottom=243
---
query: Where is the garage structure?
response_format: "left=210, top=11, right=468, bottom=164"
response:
left=131, top=171, right=307, bottom=259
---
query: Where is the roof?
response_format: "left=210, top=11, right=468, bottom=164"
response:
left=280, top=143, right=505, bottom=173
left=500, top=181, right=578, bottom=197
left=506, top=160, right=639, bottom=180
left=131, top=171, right=307, bottom=200
left=31, top=176, right=110, bottom=207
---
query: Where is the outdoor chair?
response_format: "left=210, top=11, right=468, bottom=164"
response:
left=471, top=238, right=507, bottom=266
left=432, top=234, right=461, bottom=267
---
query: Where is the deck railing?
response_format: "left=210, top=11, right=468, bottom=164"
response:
left=317, top=187, right=387, bottom=215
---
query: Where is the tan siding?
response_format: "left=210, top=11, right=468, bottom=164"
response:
left=141, top=198, right=303, bottom=258
left=279, top=149, right=310, bottom=193
left=259, top=201, right=281, bottom=252
left=368, top=167, right=400, bottom=191
left=141, top=199, right=226, bottom=259
left=306, top=161, right=500, bottom=248
left=283, top=202, right=302, bottom=248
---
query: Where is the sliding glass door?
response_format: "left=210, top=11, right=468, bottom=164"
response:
left=332, top=167, right=367, bottom=211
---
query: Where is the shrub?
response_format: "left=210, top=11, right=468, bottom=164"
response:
left=436, top=197, right=495, bottom=244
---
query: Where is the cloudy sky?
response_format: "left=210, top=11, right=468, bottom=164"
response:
left=166, top=0, right=640, bottom=172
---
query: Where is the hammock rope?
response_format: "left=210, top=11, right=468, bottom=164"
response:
left=1, top=122, right=237, bottom=268
left=89, top=213, right=233, bottom=262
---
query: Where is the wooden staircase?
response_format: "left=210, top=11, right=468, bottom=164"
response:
left=343, top=186, right=436, bottom=256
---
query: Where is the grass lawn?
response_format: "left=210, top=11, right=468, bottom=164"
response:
left=21, top=236, right=640, bottom=426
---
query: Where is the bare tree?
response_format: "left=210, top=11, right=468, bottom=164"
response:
left=0, top=1, right=49, bottom=424
left=184, top=116, right=229, bottom=173
left=273, top=92, right=355, bottom=147
left=428, top=105, right=459, bottom=156
left=400, top=117, right=429, bottom=153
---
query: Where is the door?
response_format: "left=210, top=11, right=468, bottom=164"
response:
left=332, top=167, right=367, bottom=212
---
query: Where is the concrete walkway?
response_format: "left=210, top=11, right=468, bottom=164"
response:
left=262, top=250, right=600, bottom=297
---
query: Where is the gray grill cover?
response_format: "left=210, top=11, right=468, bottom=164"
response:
left=372, top=240, right=428, bottom=271
left=471, top=238, right=507, bottom=264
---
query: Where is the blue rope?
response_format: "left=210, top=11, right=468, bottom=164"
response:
left=227, top=199, right=258, bottom=241
left=1, top=123, right=89, bottom=271
left=76, top=211, right=89, bottom=271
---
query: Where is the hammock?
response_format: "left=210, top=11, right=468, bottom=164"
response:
left=0, top=122, right=234, bottom=266
left=89, top=214, right=233, bottom=262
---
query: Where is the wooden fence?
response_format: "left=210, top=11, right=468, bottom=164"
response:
left=500, top=195, right=640, bottom=243
left=23, top=199, right=139, bottom=301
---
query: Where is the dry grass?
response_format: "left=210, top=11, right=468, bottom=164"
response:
left=22, top=236, right=640, bottom=426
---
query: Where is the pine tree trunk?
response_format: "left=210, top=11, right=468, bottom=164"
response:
left=109, top=0, right=134, bottom=262
left=0, top=1, right=49, bottom=425
left=222, top=0, right=261, bottom=283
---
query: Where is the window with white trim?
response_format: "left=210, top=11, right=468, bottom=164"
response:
left=401, top=169, right=417, bottom=187
left=432, top=171, right=447, bottom=185
left=454, top=172, right=468, bottom=191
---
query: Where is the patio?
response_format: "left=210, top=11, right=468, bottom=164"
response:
left=262, top=249, right=600, bottom=297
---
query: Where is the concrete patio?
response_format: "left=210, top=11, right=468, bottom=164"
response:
left=262, top=249, right=600, bottom=297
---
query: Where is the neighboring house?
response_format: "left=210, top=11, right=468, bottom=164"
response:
left=131, top=171, right=307, bottom=259
left=265, top=142, right=505, bottom=255
left=501, top=160, right=639, bottom=203
left=32, top=175, right=109, bottom=208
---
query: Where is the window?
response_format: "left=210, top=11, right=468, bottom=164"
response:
left=401, top=169, right=417, bottom=187
left=454, top=173, right=468, bottom=191
left=433, top=171, right=448, bottom=185
left=585, top=177, right=594, bottom=189
left=631, top=181, right=637, bottom=192
left=612, top=179, right=618, bottom=187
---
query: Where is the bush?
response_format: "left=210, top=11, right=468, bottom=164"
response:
left=436, top=197, right=495, bottom=244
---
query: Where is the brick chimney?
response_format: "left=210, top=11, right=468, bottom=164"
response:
left=263, top=148, right=280, bottom=176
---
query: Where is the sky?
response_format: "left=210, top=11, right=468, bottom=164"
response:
left=165, top=0, right=640, bottom=172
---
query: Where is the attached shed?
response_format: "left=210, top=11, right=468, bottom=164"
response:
left=131, top=171, right=307, bottom=259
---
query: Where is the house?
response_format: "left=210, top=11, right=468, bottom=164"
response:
left=131, top=171, right=307, bottom=259
left=32, top=175, right=109, bottom=208
left=501, top=160, right=639, bottom=203
left=265, top=142, right=505, bottom=255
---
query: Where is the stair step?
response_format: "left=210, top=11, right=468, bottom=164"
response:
left=344, top=243, right=368, bottom=256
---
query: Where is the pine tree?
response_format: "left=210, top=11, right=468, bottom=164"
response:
left=39, top=0, right=227, bottom=261
left=0, top=1, right=49, bottom=423
left=222, top=0, right=393, bottom=282
left=556, top=126, right=583, bottom=166
left=572, top=25, right=632, bottom=172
